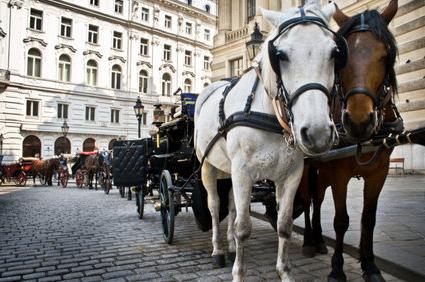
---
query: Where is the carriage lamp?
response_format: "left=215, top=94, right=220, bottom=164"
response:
left=152, top=104, right=165, bottom=127
left=61, top=120, right=69, bottom=138
left=134, top=96, right=145, bottom=139
left=246, top=22, right=264, bottom=61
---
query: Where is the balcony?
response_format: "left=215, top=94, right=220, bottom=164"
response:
left=0, top=69, right=10, bottom=91
left=225, top=27, right=248, bottom=43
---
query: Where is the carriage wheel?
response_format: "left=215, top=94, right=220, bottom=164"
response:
left=137, top=188, right=145, bottom=219
left=14, top=171, right=27, bottom=186
left=60, top=171, right=69, bottom=188
left=75, top=169, right=84, bottom=188
left=160, top=170, right=174, bottom=244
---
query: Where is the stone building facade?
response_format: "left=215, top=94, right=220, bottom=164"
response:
left=212, top=0, right=424, bottom=172
left=0, top=0, right=216, bottom=161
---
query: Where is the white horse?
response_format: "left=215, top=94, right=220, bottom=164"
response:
left=195, top=1, right=339, bottom=281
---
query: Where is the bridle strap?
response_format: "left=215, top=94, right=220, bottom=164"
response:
left=287, top=83, right=331, bottom=109
left=345, top=87, right=378, bottom=108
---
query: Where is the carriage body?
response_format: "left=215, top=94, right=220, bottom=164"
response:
left=0, top=158, right=29, bottom=186
left=71, top=151, right=97, bottom=188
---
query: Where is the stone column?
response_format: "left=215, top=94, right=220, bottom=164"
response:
left=218, top=0, right=231, bottom=31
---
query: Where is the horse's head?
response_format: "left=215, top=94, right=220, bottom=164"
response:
left=334, top=0, right=398, bottom=142
left=261, top=0, right=341, bottom=156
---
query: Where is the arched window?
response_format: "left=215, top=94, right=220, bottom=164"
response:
left=58, top=54, right=71, bottom=82
left=54, top=136, right=71, bottom=155
left=86, top=60, right=98, bottom=86
left=111, top=64, right=122, bottom=90
left=27, top=48, right=42, bottom=77
left=83, top=138, right=96, bottom=152
left=162, top=73, right=171, bottom=96
left=108, top=139, right=117, bottom=150
left=139, top=70, right=148, bottom=94
left=183, top=78, right=192, bottom=93
left=22, top=135, right=41, bottom=157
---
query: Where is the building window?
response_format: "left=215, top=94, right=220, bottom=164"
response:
left=184, top=50, right=192, bottom=66
left=230, top=57, right=243, bottom=77
left=86, top=60, right=98, bottom=86
left=141, top=7, right=149, bottom=21
left=187, top=0, right=192, bottom=5
left=29, top=9, right=43, bottom=31
left=139, top=70, right=148, bottom=94
left=184, top=78, right=192, bottom=93
left=164, top=15, right=172, bottom=28
left=111, top=65, right=122, bottom=90
left=205, top=4, right=211, bottom=13
left=23, top=135, right=41, bottom=158
left=162, top=73, right=171, bottom=96
left=140, top=38, right=149, bottom=55
left=204, top=29, right=211, bottom=41
left=27, top=48, right=42, bottom=77
left=90, top=0, right=99, bottom=7
left=204, top=56, right=210, bottom=70
left=185, top=22, right=192, bottom=34
left=26, top=100, right=39, bottom=117
left=88, top=24, right=99, bottom=44
left=85, top=106, right=95, bottom=121
left=60, top=17, right=72, bottom=38
left=114, top=0, right=123, bottom=14
left=113, top=31, right=122, bottom=50
left=142, top=112, right=147, bottom=125
left=58, top=54, right=71, bottom=82
left=57, top=103, right=69, bottom=119
left=247, top=0, right=256, bottom=20
left=163, top=44, right=171, bottom=61
left=54, top=137, right=71, bottom=155
left=111, top=109, right=120, bottom=123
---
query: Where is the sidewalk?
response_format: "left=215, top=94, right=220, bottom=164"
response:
left=293, top=175, right=425, bottom=280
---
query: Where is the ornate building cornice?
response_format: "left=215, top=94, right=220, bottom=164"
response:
left=108, top=55, right=126, bottom=63
left=23, top=37, right=48, bottom=47
left=182, top=71, right=196, bottom=78
left=54, top=44, right=76, bottom=53
left=137, top=61, right=152, bottom=68
left=159, top=63, right=176, bottom=73
left=8, top=0, right=24, bottom=9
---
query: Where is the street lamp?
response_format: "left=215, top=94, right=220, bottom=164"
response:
left=246, top=22, right=264, bottom=61
left=61, top=120, right=69, bottom=137
left=133, top=96, right=145, bottom=138
left=0, top=133, right=4, bottom=155
left=152, top=104, right=165, bottom=127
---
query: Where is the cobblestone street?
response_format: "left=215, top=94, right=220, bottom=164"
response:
left=0, top=185, right=403, bottom=282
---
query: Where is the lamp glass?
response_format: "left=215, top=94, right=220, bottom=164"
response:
left=61, top=121, right=69, bottom=136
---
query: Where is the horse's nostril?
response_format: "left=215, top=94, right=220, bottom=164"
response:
left=300, top=127, right=312, bottom=147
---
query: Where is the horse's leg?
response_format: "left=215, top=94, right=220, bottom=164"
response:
left=329, top=174, right=351, bottom=282
left=227, top=188, right=236, bottom=262
left=360, top=171, right=387, bottom=282
left=297, top=168, right=315, bottom=257
left=231, top=168, right=253, bottom=282
left=202, top=161, right=225, bottom=267
left=275, top=166, right=303, bottom=282
left=312, top=175, right=330, bottom=255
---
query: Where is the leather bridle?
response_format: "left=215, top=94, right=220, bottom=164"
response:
left=268, top=7, right=348, bottom=137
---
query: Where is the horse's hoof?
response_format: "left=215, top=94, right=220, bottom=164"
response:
left=212, top=254, right=226, bottom=268
left=227, top=252, right=236, bottom=263
left=328, top=271, right=347, bottom=282
left=363, top=272, right=386, bottom=282
left=302, top=245, right=316, bottom=258
left=316, top=242, right=328, bottom=254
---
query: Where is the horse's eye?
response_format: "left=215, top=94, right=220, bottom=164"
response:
left=331, top=48, right=340, bottom=59
left=276, top=51, right=288, bottom=61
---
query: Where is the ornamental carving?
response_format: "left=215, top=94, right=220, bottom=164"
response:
left=159, top=63, right=176, bottom=73
left=83, top=50, right=102, bottom=58
left=0, top=27, right=6, bottom=38
left=137, top=61, right=152, bottom=68
left=108, top=55, right=126, bottom=63
left=182, top=71, right=196, bottom=78
left=55, top=44, right=77, bottom=53
left=23, top=37, right=47, bottom=47
left=8, top=0, right=24, bottom=8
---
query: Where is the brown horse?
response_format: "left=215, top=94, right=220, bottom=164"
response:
left=297, top=1, right=400, bottom=282
left=84, top=153, right=105, bottom=189
left=31, top=158, right=60, bottom=186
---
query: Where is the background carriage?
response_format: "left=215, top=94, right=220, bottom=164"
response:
left=0, top=156, right=29, bottom=186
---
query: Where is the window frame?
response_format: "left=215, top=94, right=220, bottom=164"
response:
left=140, top=38, right=149, bottom=56
left=114, top=0, right=123, bottom=14
left=111, top=65, right=122, bottom=90
left=112, top=31, right=123, bottom=50
left=29, top=9, right=43, bottom=31
left=57, top=103, right=69, bottom=119
left=163, top=44, right=171, bottom=61
left=203, top=56, right=210, bottom=70
left=183, top=78, right=192, bottom=93
left=85, top=106, right=96, bottom=121
left=60, top=17, right=72, bottom=38
left=161, top=73, right=171, bottom=96
left=204, top=29, right=210, bottom=41
left=26, top=100, right=40, bottom=118
left=139, top=70, right=148, bottom=94
left=111, top=109, right=120, bottom=124
left=89, top=0, right=99, bottom=7
left=184, top=50, right=192, bottom=66
left=164, top=15, right=172, bottom=29
left=27, top=48, right=42, bottom=77
left=58, top=54, right=71, bottom=82
left=88, top=24, right=99, bottom=44
left=185, top=22, right=192, bottom=35
left=86, top=60, right=98, bottom=86
left=230, top=57, right=243, bottom=77
left=141, top=7, right=149, bottom=22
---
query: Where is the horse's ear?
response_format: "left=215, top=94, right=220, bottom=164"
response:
left=333, top=3, right=350, bottom=26
left=381, top=0, right=398, bottom=25
left=321, top=2, right=337, bottom=22
left=261, top=8, right=283, bottom=28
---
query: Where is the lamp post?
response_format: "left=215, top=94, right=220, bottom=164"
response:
left=61, top=120, right=69, bottom=154
left=0, top=133, right=4, bottom=155
left=133, top=96, right=145, bottom=139
left=246, top=22, right=264, bottom=61
left=152, top=104, right=165, bottom=128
